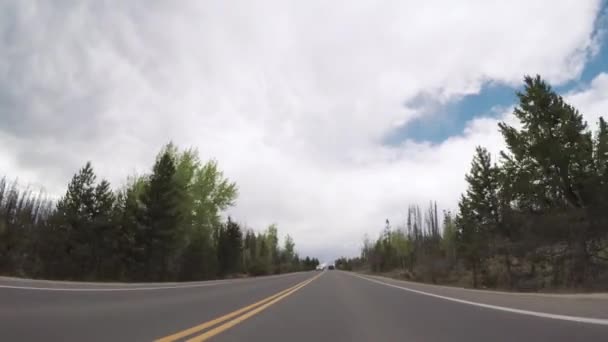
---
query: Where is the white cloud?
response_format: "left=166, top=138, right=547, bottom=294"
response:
left=0, top=0, right=604, bottom=262
left=567, top=73, right=608, bottom=127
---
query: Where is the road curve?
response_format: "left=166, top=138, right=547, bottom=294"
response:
left=0, top=272, right=315, bottom=341
left=2, top=270, right=608, bottom=341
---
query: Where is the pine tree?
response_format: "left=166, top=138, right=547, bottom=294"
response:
left=217, top=217, right=243, bottom=275
left=242, top=230, right=257, bottom=274
left=0, top=178, right=17, bottom=273
left=266, top=224, right=279, bottom=273
left=253, top=232, right=272, bottom=275
left=179, top=226, right=217, bottom=280
left=466, top=147, right=500, bottom=230
left=499, top=75, right=597, bottom=285
left=595, top=118, right=608, bottom=184
left=455, top=147, right=499, bottom=287
left=441, top=211, right=457, bottom=262
left=499, top=75, right=594, bottom=210
left=90, top=179, right=116, bottom=279
left=140, top=150, right=182, bottom=281
left=281, top=234, right=297, bottom=272
left=591, top=117, right=608, bottom=234
left=55, top=162, right=98, bottom=278
left=0, top=143, right=281, bottom=282
left=118, top=177, right=148, bottom=280
left=456, top=195, right=482, bottom=287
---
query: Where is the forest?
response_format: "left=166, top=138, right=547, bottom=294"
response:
left=0, top=144, right=319, bottom=281
left=336, top=76, right=608, bottom=291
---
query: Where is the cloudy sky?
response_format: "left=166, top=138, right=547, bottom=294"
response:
left=1, top=1, right=608, bottom=262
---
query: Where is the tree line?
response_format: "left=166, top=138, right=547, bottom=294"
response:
left=0, top=144, right=319, bottom=281
left=336, top=75, right=608, bottom=290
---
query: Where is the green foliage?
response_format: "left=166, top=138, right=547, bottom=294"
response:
left=0, top=143, right=317, bottom=282
left=358, top=203, right=445, bottom=283
left=139, top=149, right=183, bottom=281
left=50, top=162, right=119, bottom=279
left=239, top=225, right=314, bottom=276
left=178, top=226, right=217, bottom=281
left=0, top=177, right=53, bottom=276
left=455, top=147, right=501, bottom=287
left=217, top=217, right=243, bottom=275
left=499, top=75, right=594, bottom=211
left=347, top=75, right=608, bottom=290
left=302, top=256, right=320, bottom=270
left=441, top=211, right=457, bottom=261
left=335, top=256, right=362, bottom=270
left=266, top=224, right=279, bottom=271
left=279, top=234, right=297, bottom=272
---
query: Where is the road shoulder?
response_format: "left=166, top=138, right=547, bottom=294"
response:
left=346, top=271, right=608, bottom=319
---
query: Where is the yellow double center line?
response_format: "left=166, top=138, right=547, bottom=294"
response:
left=156, top=272, right=323, bottom=342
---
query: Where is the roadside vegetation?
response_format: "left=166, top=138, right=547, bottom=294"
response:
left=0, top=144, right=319, bottom=281
left=336, top=75, right=608, bottom=291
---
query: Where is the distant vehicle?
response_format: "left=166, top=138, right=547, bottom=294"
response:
left=328, top=265, right=335, bottom=270
left=315, top=265, right=324, bottom=271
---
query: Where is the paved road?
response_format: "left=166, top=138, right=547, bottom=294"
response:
left=2, top=271, right=608, bottom=341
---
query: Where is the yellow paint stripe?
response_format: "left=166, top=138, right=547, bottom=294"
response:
left=155, top=274, right=320, bottom=342
left=186, top=272, right=322, bottom=342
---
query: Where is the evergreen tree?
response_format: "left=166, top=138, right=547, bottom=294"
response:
left=179, top=226, right=217, bottom=280
left=455, top=147, right=500, bottom=287
left=217, top=217, right=243, bottom=275
left=440, top=211, right=457, bottom=262
left=140, top=149, right=182, bottom=281
left=266, top=224, right=279, bottom=273
left=0, top=142, right=315, bottom=282
left=280, top=234, right=297, bottom=272
left=90, top=179, right=116, bottom=279
left=55, top=162, right=98, bottom=278
left=499, top=76, right=594, bottom=210
left=499, top=75, right=597, bottom=285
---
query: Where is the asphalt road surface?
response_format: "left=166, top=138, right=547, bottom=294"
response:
left=2, top=270, right=608, bottom=341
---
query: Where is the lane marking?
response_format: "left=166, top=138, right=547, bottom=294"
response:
left=156, top=273, right=322, bottom=342
left=340, top=273, right=608, bottom=299
left=155, top=279, right=307, bottom=341
left=185, top=272, right=322, bottom=342
left=349, top=273, right=608, bottom=326
left=0, top=281, right=233, bottom=292
left=0, top=272, right=306, bottom=292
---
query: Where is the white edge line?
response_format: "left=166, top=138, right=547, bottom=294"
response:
left=0, top=272, right=309, bottom=292
left=0, top=270, right=306, bottom=286
left=349, top=273, right=608, bottom=326
left=0, top=281, right=233, bottom=292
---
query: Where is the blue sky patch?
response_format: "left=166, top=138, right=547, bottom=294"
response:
left=387, top=4, right=608, bottom=145
left=384, top=84, right=516, bottom=145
